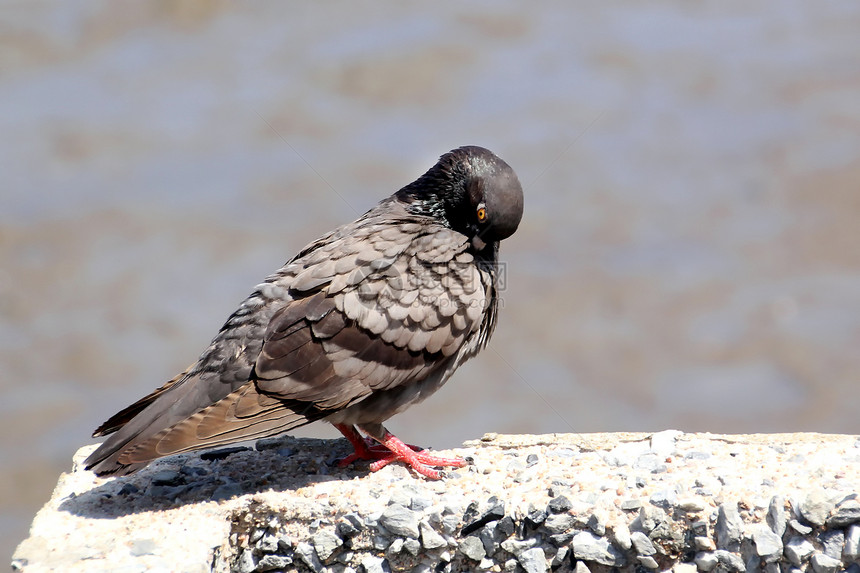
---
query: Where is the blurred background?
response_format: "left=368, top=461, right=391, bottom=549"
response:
left=4, top=0, right=860, bottom=561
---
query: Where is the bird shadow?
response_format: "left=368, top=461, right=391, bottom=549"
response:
left=59, top=435, right=364, bottom=519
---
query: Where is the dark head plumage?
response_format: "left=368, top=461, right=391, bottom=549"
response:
left=397, top=146, right=524, bottom=250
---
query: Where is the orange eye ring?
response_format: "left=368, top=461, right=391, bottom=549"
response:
left=476, top=207, right=487, bottom=222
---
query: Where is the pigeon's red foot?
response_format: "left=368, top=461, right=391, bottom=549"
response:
left=334, top=424, right=466, bottom=480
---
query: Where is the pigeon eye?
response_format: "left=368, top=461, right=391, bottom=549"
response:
left=476, top=206, right=488, bottom=222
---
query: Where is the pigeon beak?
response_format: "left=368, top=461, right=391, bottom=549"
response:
left=471, top=235, right=487, bottom=251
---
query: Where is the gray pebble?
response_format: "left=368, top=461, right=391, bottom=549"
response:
left=549, top=484, right=574, bottom=498
left=543, top=513, right=574, bottom=535
left=695, top=551, right=718, bottom=572
left=440, top=513, right=459, bottom=535
left=611, top=523, right=632, bottom=550
left=526, top=453, right=539, bottom=467
left=572, top=531, right=625, bottom=567
left=501, top=537, right=537, bottom=557
left=497, top=515, right=516, bottom=538
left=547, top=495, right=572, bottom=514
left=649, top=489, right=678, bottom=509
left=715, top=504, right=743, bottom=551
left=633, top=505, right=667, bottom=535
left=677, top=498, right=706, bottom=512
left=827, top=499, right=860, bottom=527
left=784, top=537, right=814, bottom=567
left=587, top=513, right=605, bottom=536
left=256, top=555, right=292, bottom=572
left=459, top=536, right=486, bottom=561
left=551, top=546, right=569, bottom=568
left=713, top=549, right=745, bottom=572
left=479, top=523, right=498, bottom=555
left=277, top=536, right=293, bottom=553
left=684, top=451, right=711, bottom=460
left=313, top=529, right=342, bottom=562
left=574, top=561, right=591, bottom=573
left=344, top=513, right=364, bottom=532
left=379, top=504, right=420, bottom=538
left=630, top=531, right=656, bottom=555
left=249, top=528, right=266, bottom=544
left=844, top=524, right=860, bottom=560
left=372, top=535, right=389, bottom=551
left=257, top=534, right=279, bottom=554
left=637, top=555, right=659, bottom=569
left=517, top=546, right=548, bottom=573
left=766, top=496, right=786, bottom=537
left=337, top=520, right=359, bottom=539
left=361, top=555, right=386, bottom=573
left=526, top=503, right=547, bottom=526
left=788, top=519, right=812, bottom=535
left=620, top=499, right=643, bottom=510
left=363, top=511, right=381, bottom=529
left=694, top=536, right=715, bottom=551
left=386, top=538, right=404, bottom=557
left=751, top=525, right=783, bottom=560
left=818, top=529, right=844, bottom=560
left=403, top=538, right=421, bottom=556
left=503, top=558, right=519, bottom=572
left=549, top=532, right=575, bottom=546
left=255, top=436, right=288, bottom=451
left=150, top=470, right=183, bottom=487
left=295, top=541, right=323, bottom=572
left=800, top=490, right=835, bottom=527
left=810, top=552, right=841, bottom=573
left=200, top=445, right=249, bottom=461
left=234, top=548, right=256, bottom=573
left=419, top=521, right=446, bottom=550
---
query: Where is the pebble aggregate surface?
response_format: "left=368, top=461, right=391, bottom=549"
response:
left=12, top=431, right=860, bottom=573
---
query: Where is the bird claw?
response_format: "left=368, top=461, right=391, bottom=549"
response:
left=367, top=449, right=466, bottom=479
left=333, top=424, right=465, bottom=479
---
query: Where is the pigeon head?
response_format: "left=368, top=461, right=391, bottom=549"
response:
left=398, top=146, right=524, bottom=251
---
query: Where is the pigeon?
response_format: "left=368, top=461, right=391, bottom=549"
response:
left=85, top=145, right=524, bottom=479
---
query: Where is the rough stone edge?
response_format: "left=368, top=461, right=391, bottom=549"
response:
left=12, top=431, right=860, bottom=573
